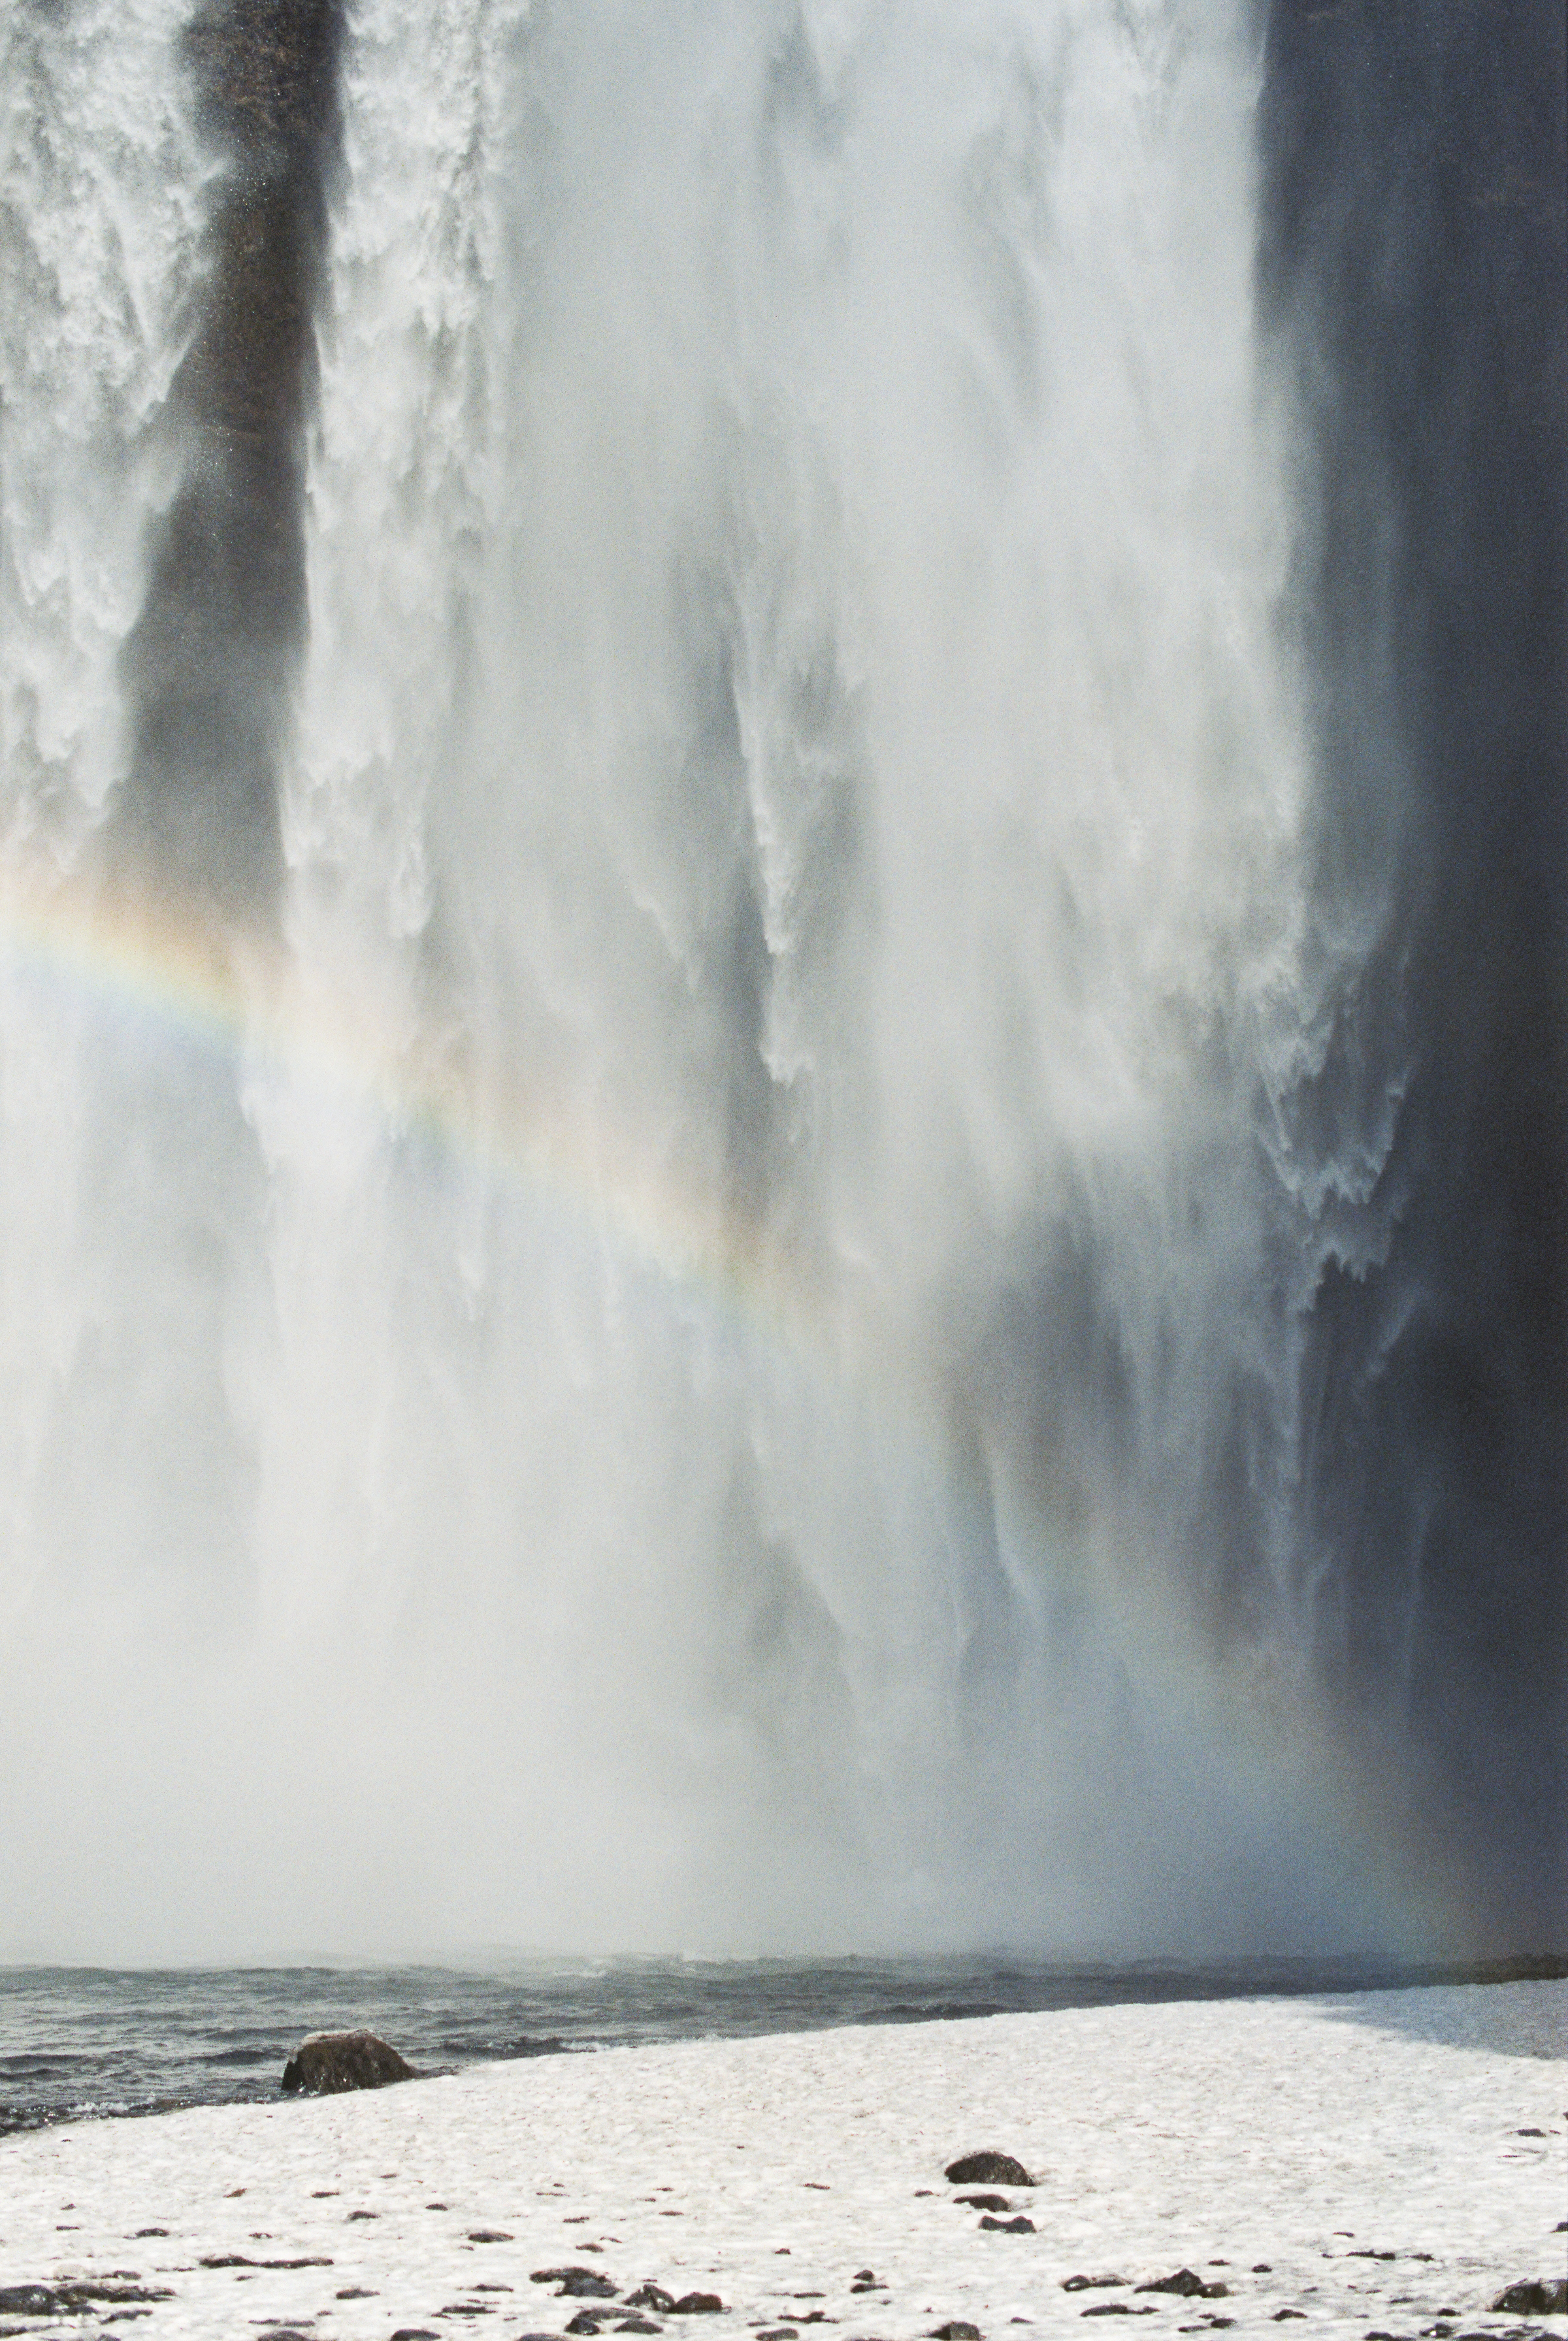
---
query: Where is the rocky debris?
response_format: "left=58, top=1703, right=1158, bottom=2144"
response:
left=1062, top=2278, right=1128, bottom=2293
left=0, top=2279, right=174, bottom=2313
left=755, top=2329, right=798, bottom=2340
left=930, top=2323, right=982, bottom=2340
left=569, top=2315, right=605, bottom=2334
left=672, top=2295, right=723, bottom=2314
left=1135, top=2272, right=1228, bottom=2299
left=534, top=2270, right=619, bottom=2298
left=199, top=2253, right=333, bottom=2270
left=347, top=2208, right=378, bottom=2220
left=1080, top=2311, right=1155, bottom=2321
left=73, top=2282, right=175, bottom=2304
left=1492, top=2279, right=1568, bottom=2313
left=390, top=2329, right=438, bottom=2340
left=336, top=2287, right=376, bottom=2299
left=0, top=2284, right=69, bottom=2315
left=956, top=2195, right=1011, bottom=2213
left=133, top=2226, right=170, bottom=2236
left=944, top=2154, right=1032, bottom=2188
left=849, top=2272, right=883, bottom=2293
left=979, top=2215, right=1034, bottom=2234
left=1271, top=2314, right=1305, bottom=2323
left=626, top=2287, right=679, bottom=2314
left=617, top=2318, right=662, bottom=2333
left=468, top=2231, right=514, bottom=2244
left=280, top=2029, right=414, bottom=2095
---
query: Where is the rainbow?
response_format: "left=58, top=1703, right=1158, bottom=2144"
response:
left=0, top=853, right=885, bottom=1400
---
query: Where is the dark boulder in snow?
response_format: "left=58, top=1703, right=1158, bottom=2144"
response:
left=280, top=2030, right=414, bottom=2095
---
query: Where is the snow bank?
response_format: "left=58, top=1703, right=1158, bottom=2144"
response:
left=2, top=1984, right=1563, bottom=2339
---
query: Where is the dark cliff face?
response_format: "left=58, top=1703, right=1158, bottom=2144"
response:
left=1258, top=1, right=1568, bottom=1940
left=114, top=0, right=346, bottom=908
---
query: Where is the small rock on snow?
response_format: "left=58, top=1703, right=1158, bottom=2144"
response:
left=1492, top=2278, right=1568, bottom=2314
left=944, top=2154, right=1033, bottom=2188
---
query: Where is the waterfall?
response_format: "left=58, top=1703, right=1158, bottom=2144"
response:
left=2, top=0, right=1561, bottom=1959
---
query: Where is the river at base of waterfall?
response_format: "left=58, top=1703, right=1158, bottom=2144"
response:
left=3, top=1955, right=1563, bottom=2135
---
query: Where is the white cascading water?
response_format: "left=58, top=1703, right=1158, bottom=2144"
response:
left=1, top=0, right=1401, bottom=1958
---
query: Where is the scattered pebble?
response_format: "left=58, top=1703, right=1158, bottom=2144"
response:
left=1134, top=2271, right=1227, bottom=2299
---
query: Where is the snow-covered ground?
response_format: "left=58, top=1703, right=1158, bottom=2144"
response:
left=2, top=1984, right=1563, bottom=2340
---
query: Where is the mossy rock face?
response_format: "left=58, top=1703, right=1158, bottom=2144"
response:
left=170, top=1, right=346, bottom=453
left=280, top=2028, right=414, bottom=2095
left=114, top=0, right=347, bottom=904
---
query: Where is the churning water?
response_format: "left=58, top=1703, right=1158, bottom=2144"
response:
left=1, top=1, right=1562, bottom=1961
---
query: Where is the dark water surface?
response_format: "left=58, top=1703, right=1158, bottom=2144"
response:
left=3, top=1953, right=1560, bottom=2136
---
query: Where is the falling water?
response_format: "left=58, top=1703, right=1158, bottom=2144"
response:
left=2, top=0, right=1561, bottom=1960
